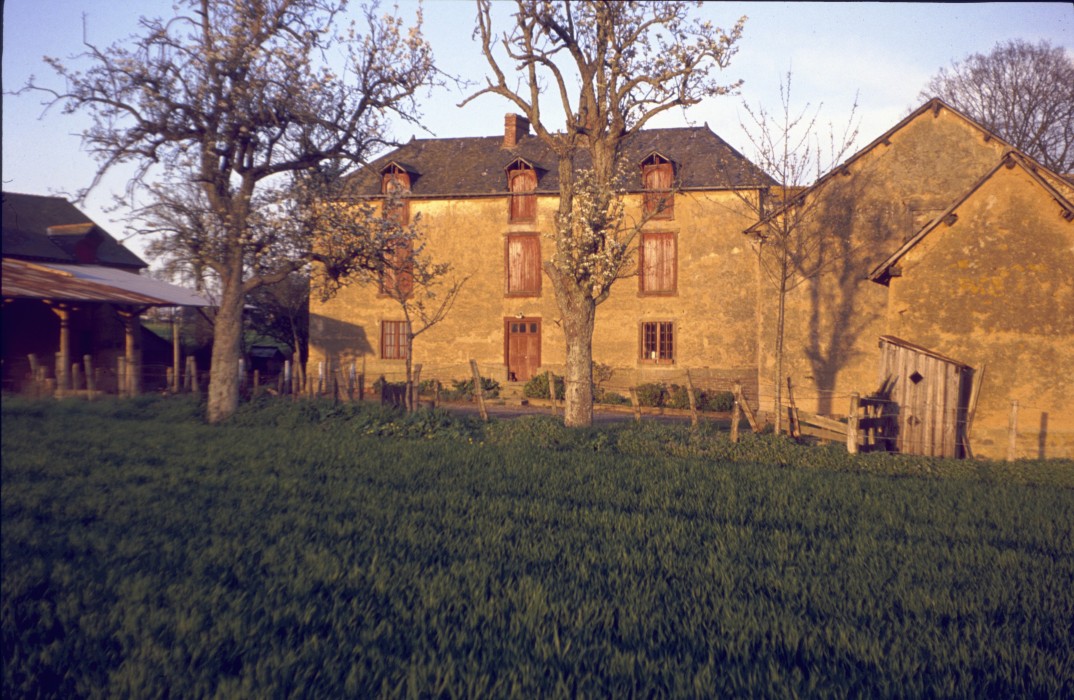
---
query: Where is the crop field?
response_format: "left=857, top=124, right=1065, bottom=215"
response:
left=3, top=396, right=1073, bottom=697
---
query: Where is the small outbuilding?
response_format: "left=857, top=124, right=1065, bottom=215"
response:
left=876, top=336, right=974, bottom=458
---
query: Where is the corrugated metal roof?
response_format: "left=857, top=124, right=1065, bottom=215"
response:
left=2, top=258, right=211, bottom=307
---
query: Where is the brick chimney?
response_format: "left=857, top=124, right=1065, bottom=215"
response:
left=503, top=113, right=530, bottom=148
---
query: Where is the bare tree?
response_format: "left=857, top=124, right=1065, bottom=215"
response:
left=316, top=195, right=467, bottom=412
left=736, top=72, right=860, bottom=433
left=921, top=39, right=1074, bottom=173
left=464, top=0, right=745, bottom=426
left=20, top=0, right=435, bottom=422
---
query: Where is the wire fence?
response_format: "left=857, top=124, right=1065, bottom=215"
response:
left=8, top=352, right=1053, bottom=460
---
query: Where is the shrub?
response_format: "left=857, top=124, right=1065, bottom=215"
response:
left=523, top=372, right=565, bottom=400
left=634, top=382, right=667, bottom=407
left=448, top=376, right=501, bottom=400
left=665, top=384, right=699, bottom=410
left=703, top=390, right=735, bottom=412
left=599, top=391, right=631, bottom=406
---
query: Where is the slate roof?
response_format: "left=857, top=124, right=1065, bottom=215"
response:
left=2, top=192, right=147, bottom=269
left=345, top=125, right=775, bottom=197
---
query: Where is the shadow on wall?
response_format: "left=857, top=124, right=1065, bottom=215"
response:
left=309, top=314, right=374, bottom=364
left=799, top=170, right=890, bottom=416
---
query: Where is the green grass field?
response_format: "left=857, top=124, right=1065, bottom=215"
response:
left=3, top=396, right=1072, bottom=697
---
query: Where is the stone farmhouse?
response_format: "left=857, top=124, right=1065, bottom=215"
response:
left=309, top=100, right=1074, bottom=460
left=310, top=115, right=775, bottom=399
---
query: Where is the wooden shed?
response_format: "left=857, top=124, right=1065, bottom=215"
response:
left=877, top=336, right=974, bottom=458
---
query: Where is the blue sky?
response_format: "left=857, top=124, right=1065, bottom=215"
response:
left=3, top=1, right=1072, bottom=261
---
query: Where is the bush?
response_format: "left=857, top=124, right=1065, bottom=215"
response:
left=699, top=390, right=735, bottom=412
left=523, top=372, right=565, bottom=400
left=448, top=376, right=501, bottom=401
left=665, top=384, right=698, bottom=410
left=599, top=391, right=631, bottom=406
left=634, top=382, right=667, bottom=408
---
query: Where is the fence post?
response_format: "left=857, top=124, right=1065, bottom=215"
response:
left=547, top=370, right=557, bottom=416
left=84, top=355, right=96, bottom=399
left=629, top=387, right=642, bottom=422
left=847, top=393, right=860, bottom=455
left=27, top=354, right=40, bottom=396
left=730, top=388, right=741, bottom=444
left=412, top=364, right=423, bottom=410
left=685, top=370, right=699, bottom=427
left=734, top=382, right=760, bottom=433
left=469, top=360, right=488, bottom=422
left=1007, top=400, right=1019, bottom=461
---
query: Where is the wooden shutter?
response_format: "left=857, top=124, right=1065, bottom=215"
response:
left=641, top=232, right=675, bottom=294
left=509, top=169, right=537, bottom=222
left=380, top=240, right=413, bottom=297
left=643, top=161, right=673, bottom=218
left=507, top=235, right=541, bottom=295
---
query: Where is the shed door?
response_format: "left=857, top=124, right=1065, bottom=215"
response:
left=505, top=318, right=541, bottom=382
left=879, top=338, right=973, bottom=458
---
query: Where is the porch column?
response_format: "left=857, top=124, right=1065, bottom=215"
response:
left=116, top=307, right=149, bottom=395
left=46, top=302, right=74, bottom=394
left=172, top=310, right=182, bottom=393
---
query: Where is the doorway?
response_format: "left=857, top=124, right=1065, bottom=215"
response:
left=505, top=317, right=541, bottom=382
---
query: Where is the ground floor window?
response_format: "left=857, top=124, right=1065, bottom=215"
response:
left=381, top=320, right=409, bottom=360
left=640, top=321, right=674, bottom=363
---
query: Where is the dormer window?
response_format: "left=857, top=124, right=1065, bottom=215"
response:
left=641, top=153, right=674, bottom=220
left=506, top=159, right=537, bottom=222
left=381, top=163, right=411, bottom=225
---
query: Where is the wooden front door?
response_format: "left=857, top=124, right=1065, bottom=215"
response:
left=505, top=318, right=541, bottom=382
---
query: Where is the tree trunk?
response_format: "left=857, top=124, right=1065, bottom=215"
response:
left=773, top=277, right=787, bottom=435
left=404, top=330, right=415, bottom=412
left=561, top=294, right=596, bottom=427
left=206, top=277, right=245, bottom=423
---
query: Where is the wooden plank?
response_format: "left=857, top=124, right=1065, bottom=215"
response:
left=795, top=410, right=848, bottom=434
left=798, top=423, right=845, bottom=443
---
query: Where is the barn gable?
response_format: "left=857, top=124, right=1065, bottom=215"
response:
left=870, top=153, right=1074, bottom=458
